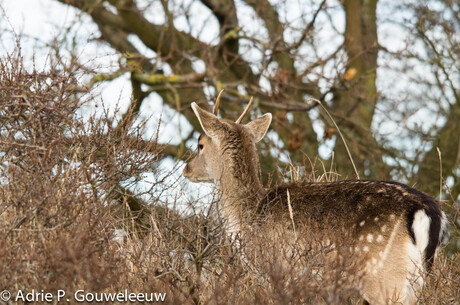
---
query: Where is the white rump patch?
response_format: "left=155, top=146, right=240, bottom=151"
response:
left=405, top=209, right=431, bottom=301
left=412, top=210, right=431, bottom=255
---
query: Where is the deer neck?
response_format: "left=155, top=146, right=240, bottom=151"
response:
left=216, top=161, right=266, bottom=233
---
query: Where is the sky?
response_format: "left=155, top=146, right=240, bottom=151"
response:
left=1, top=0, right=453, bottom=193
left=1, top=0, right=203, bottom=209
left=1, top=0, right=343, bottom=152
left=0, top=0, right=342, bottom=207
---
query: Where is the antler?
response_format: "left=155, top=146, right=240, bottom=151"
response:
left=213, top=89, right=224, bottom=116
left=235, top=96, right=254, bottom=124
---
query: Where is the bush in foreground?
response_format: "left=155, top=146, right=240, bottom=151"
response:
left=0, top=50, right=458, bottom=304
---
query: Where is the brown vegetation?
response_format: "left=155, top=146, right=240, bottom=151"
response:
left=1, top=50, right=458, bottom=304
left=35, top=0, right=459, bottom=254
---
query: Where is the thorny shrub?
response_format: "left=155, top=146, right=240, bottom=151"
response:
left=0, top=49, right=458, bottom=305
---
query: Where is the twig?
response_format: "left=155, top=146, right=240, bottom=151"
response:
left=309, top=98, right=360, bottom=179
left=287, top=189, right=296, bottom=238
left=436, top=147, right=442, bottom=200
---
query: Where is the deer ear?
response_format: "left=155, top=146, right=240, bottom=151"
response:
left=244, top=113, right=272, bottom=143
left=191, top=102, right=223, bottom=140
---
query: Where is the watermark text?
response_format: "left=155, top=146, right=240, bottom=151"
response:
left=0, top=289, right=166, bottom=303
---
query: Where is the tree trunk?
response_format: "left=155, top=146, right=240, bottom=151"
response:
left=332, top=0, right=387, bottom=179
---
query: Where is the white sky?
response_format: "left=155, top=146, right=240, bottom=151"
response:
left=1, top=0, right=453, bottom=191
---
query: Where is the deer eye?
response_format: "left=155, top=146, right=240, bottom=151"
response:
left=198, top=144, right=204, bottom=150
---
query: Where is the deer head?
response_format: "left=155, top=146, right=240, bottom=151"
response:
left=183, top=95, right=272, bottom=191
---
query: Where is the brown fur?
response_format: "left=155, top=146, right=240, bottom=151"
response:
left=183, top=102, right=447, bottom=305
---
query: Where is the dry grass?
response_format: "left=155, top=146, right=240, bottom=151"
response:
left=0, top=49, right=458, bottom=305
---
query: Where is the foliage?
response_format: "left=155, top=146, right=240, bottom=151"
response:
left=0, top=1, right=459, bottom=303
left=38, top=0, right=459, bottom=199
left=0, top=50, right=458, bottom=304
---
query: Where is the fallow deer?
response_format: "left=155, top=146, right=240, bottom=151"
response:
left=182, top=93, right=448, bottom=305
